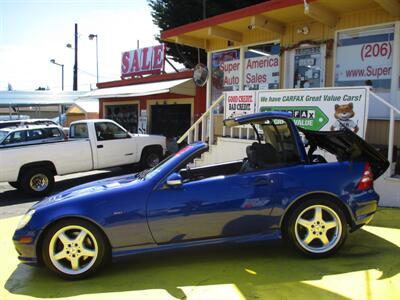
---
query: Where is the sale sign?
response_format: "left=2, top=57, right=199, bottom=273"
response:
left=121, top=44, right=165, bottom=77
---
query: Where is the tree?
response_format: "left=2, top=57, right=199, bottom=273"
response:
left=148, top=0, right=266, bottom=68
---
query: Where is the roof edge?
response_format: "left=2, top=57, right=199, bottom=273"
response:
left=97, top=70, right=193, bottom=89
left=161, top=0, right=308, bottom=40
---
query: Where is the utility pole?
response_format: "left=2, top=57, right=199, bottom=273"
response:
left=73, top=23, right=78, bottom=90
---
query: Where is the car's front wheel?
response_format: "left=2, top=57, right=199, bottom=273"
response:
left=42, top=218, right=108, bottom=279
left=286, top=198, right=348, bottom=257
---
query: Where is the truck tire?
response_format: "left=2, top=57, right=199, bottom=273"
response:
left=8, top=181, right=21, bottom=190
left=141, top=149, right=161, bottom=169
left=20, top=168, right=55, bottom=196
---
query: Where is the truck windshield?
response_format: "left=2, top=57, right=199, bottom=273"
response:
left=0, top=130, right=8, bottom=143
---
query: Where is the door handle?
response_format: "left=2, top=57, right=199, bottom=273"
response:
left=254, top=178, right=274, bottom=186
left=97, top=145, right=103, bottom=149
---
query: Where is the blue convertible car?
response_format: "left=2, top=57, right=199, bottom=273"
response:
left=13, top=112, right=389, bottom=279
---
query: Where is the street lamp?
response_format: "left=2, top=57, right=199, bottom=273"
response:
left=88, top=33, right=99, bottom=83
left=50, top=59, right=64, bottom=91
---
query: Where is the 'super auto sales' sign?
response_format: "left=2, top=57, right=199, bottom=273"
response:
left=218, top=55, right=279, bottom=89
left=121, top=44, right=165, bottom=77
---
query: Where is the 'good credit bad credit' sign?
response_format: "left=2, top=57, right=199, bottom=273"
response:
left=257, top=87, right=369, bottom=137
left=225, top=91, right=256, bottom=120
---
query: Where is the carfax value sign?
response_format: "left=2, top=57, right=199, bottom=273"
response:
left=257, top=87, right=369, bottom=138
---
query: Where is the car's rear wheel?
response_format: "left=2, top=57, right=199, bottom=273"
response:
left=42, top=218, right=108, bottom=280
left=20, top=168, right=54, bottom=196
left=286, top=198, right=347, bottom=257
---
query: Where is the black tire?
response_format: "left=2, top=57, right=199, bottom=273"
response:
left=8, top=181, right=21, bottom=190
left=41, top=218, right=109, bottom=280
left=285, top=198, right=348, bottom=258
left=20, top=167, right=54, bottom=196
left=141, top=149, right=162, bottom=169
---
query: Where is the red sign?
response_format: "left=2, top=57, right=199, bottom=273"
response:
left=121, top=44, right=165, bottom=77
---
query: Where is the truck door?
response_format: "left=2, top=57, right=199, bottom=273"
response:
left=93, top=121, right=137, bottom=168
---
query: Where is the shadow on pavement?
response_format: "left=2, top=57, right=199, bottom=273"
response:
left=0, top=167, right=137, bottom=207
left=4, top=226, right=400, bottom=299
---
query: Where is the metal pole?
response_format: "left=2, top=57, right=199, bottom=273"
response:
left=95, top=35, right=99, bottom=83
left=388, top=109, right=395, bottom=176
left=61, top=64, right=64, bottom=91
left=73, top=23, right=78, bottom=91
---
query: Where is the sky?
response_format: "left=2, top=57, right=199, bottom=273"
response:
left=0, top=0, right=181, bottom=91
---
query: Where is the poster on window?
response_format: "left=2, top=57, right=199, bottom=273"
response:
left=293, top=47, right=323, bottom=88
left=211, top=50, right=240, bottom=114
left=244, top=55, right=280, bottom=90
left=257, top=87, right=369, bottom=138
left=335, top=27, right=394, bottom=84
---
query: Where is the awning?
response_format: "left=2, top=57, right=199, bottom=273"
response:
left=0, top=91, right=86, bottom=106
left=81, top=78, right=196, bottom=99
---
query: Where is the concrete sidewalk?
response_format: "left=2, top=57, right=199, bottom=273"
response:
left=1, top=208, right=399, bottom=300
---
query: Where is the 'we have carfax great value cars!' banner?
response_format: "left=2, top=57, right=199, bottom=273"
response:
left=225, top=87, right=369, bottom=138
left=258, top=87, right=369, bottom=137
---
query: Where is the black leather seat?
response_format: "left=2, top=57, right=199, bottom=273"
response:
left=241, top=142, right=279, bottom=172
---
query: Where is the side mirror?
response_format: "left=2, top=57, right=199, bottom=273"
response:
left=166, top=173, right=183, bottom=186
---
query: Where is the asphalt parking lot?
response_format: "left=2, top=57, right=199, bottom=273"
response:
left=0, top=172, right=399, bottom=300
left=0, top=167, right=134, bottom=219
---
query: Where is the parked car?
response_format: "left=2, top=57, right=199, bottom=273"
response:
left=0, top=119, right=166, bottom=196
left=0, top=118, right=58, bottom=129
left=13, top=112, right=389, bottom=279
left=0, top=124, right=66, bottom=148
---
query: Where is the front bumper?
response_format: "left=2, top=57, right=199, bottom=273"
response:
left=13, top=229, right=40, bottom=266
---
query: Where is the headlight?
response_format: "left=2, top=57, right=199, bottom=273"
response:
left=16, top=210, right=35, bottom=230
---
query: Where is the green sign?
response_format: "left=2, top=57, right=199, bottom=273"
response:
left=260, top=106, right=329, bottom=130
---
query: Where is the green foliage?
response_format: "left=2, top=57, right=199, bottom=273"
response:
left=148, top=0, right=266, bottom=67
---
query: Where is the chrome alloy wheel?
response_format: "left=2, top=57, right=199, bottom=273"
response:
left=29, top=174, right=49, bottom=192
left=48, top=225, right=99, bottom=275
left=294, top=205, right=342, bottom=254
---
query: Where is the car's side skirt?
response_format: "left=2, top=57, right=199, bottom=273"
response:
left=111, top=230, right=281, bottom=258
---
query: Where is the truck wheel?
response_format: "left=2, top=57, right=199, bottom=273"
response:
left=42, top=218, right=109, bottom=280
left=141, top=150, right=161, bottom=169
left=8, top=181, right=21, bottom=190
left=285, top=198, right=347, bottom=258
left=21, top=168, right=54, bottom=196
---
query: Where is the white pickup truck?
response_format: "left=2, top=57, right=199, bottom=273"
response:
left=0, top=119, right=166, bottom=196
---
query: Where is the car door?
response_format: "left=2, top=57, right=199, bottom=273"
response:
left=93, top=122, right=137, bottom=168
left=146, top=169, right=282, bottom=245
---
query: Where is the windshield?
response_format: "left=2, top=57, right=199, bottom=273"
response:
left=0, top=130, right=8, bottom=143
left=140, top=145, right=196, bottom=180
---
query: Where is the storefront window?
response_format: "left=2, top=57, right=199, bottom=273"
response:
left=244, top=43, right=280, bottom=90
left=335, top=25, right=395, bottom=118
left=335, top=25, right=394, bottom=91
left=105, top=104, right=138, bottom=133
left=211, top=49, right=240, bottom=114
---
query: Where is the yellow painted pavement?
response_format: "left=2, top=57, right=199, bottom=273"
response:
left=0, top=208, right=399, bottom=300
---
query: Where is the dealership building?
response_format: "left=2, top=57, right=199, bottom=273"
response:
left=159, top=0, right=400, bottom=205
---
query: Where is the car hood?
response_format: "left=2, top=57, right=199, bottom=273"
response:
left=299, top=127, right=390, bottom=179
left=33, top=173, right=140, bottom=208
